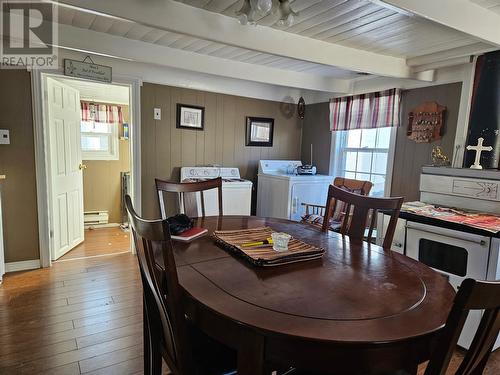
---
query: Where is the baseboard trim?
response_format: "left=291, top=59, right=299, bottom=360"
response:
left=84, top=223, right=121, bottom=230
left=5, top=259, right=41, bottom=273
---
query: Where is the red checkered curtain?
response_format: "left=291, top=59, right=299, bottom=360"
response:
left=81, top=101, right=124, bottom=123
left=329, top=88, right=401, bottom=131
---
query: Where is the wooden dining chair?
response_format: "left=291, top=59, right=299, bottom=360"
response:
left=125, top=195, right=236, bottom=375
left=322, top=185, right=403, bottom=249
left=301, top=177, right=373, bottom=230
left=424, top=278, right=499, bottom=375
left=155, top=177, right=223, bottom=219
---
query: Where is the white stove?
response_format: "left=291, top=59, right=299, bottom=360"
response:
left=379, top=166, right=500, bottom=350
left=180, top=167, right=252, bottom=216
left=256, top=160, right=333, bottom=221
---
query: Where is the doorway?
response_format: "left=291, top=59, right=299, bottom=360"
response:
left=33, top=72, right=141, bottom=265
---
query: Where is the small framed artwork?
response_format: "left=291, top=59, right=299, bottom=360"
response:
left=246, top=117, right=274, bottom=147
left=176, top=104, right=204, bottom=130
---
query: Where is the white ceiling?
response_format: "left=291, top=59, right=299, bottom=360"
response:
left=179, top=0, right=479, bottom=58
left=13, top=0, right=499, bottom=93
left=55, top=77, right=130, bottom=105
left=471, top=0, right=500, bottom=15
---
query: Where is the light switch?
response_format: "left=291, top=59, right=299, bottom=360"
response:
left=0, top=129, right=10, bottom=145
left=154, top=108, right=161, bottom=120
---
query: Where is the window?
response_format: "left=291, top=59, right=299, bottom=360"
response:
left=333, top=127, right=394, bottom=197
left=81, top=121, right=119, bottom=160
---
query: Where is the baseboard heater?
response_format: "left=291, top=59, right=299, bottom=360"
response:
left=84, top=210, right=109, bottom=226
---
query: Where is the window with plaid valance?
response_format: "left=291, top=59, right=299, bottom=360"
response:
left=81, top=101, right=124, bottom=123
left=329, top=88, right=401, bottom=132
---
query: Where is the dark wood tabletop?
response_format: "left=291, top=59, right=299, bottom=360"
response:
left=173, top=216, right=456, bottom=375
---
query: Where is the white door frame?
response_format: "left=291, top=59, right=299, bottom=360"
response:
left=31, top=69, right=142, bottom=268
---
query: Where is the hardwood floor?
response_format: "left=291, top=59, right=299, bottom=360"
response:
left=0, top=251, right=498, bottom=374
left=59, top=227, right=131, bottom=261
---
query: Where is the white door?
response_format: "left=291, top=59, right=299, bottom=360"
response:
left=46, top=77, right=84, bottom=260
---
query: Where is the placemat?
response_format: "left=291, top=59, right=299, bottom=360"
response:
left=213, top=227, right=325, bottom=267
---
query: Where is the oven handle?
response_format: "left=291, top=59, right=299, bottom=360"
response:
left=405, top=224, right=487, bottom=246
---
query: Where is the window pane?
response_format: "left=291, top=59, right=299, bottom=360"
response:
left=356, top=173, right=371, bottom=182
left=376, top=127, right=391, bottom=149
left=372, top=152, right=388, bottom=174
left=356, top=152, right=372, bottom=173
left=370, top=174, right=386, bottom=197
left=345, top=151, right=357, bottom=171
left=347, top=129, right=361, bottom=148
left=344, top=171, right=356, bottom=179
left=81, top=121, right=111, bottom=134
left=82, top=135, right=109, bottom=151
left=360, top=128, right=377, bottom=148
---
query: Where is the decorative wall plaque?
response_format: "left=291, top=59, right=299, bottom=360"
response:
left=407, top=101, right=446, bottom=143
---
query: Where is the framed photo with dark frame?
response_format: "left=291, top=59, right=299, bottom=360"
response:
left=176, top=104, right=204, bottom=130
left=246, top=117, right=274, bottom=147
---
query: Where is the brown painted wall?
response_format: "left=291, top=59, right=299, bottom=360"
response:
left=141, top=83, right=302, bottom=218
left=83, top=106, right=130, bottom=224
left=0, top=70, right=40, bottom=262
left=300, top=102, right=332, bottom=175
left=391, top=82, right=462, bottom=201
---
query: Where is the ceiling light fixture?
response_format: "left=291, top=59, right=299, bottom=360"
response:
left=236, top=0, right=298, bottom=27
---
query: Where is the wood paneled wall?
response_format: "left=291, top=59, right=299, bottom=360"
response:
left=141, top=83, right=302, bottom=218
left=0, top=70, right=40, bottom=262
left=391, top=83, right=462, bottom=201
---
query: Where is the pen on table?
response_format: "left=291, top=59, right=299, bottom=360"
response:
left=241, top=238, right=273, bottom=247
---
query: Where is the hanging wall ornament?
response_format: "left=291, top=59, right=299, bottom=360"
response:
left=297, top=97, right=305, bottom=119
left=407, top=101, right=446, bottom=143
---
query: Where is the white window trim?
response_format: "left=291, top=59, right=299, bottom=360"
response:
left=330, top=127, right=397, bottom=197
left=81, top=121, right=119, bottom=161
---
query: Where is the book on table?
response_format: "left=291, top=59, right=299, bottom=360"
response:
left=171, top=227, right=208, bottom=242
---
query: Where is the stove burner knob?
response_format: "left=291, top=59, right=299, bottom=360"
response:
left=190, top=169, right=195, bottom=176
left=204, top=170, right=209, bottom=176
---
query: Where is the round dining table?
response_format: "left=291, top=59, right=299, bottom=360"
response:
left=173, top=216, right=455, bottom=375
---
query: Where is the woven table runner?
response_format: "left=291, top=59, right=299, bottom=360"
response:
left=213, top=227, right=325, bottom=267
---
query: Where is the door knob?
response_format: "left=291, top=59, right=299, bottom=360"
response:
left=79, top=163, right=87, bottom=170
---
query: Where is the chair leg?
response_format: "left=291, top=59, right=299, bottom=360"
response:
left=143, top=303, right=153, bottom=375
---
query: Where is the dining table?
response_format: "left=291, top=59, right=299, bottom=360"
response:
left=172, top=215, right=456, bottom=375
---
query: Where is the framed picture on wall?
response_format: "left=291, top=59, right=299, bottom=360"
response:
left=176, top=104, right=204, bottom=130
left=246, top=117, right=274, bottom=147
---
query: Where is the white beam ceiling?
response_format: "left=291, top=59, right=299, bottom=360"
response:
left=53, top=0, right=426, bottom=80
left=378, top=0, right=500, bottom=46
left=51, top=23, right=353, bottom=93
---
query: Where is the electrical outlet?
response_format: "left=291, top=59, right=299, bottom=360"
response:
left=154, top=108, right=161, bottom=120
left=0, top=129, right=10, bottom=145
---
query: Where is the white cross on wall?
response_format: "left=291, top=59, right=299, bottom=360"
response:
left=466, top=137, right=493, bottom=169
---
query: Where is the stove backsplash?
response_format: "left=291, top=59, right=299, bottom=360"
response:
left=464, top=50, right=500, bottom=169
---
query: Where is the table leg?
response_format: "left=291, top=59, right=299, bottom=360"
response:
left=237, top=332, right=265, bottom=375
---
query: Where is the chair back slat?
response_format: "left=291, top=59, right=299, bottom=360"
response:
left=155, top=177, right=223, bottom=218
left=322, top=185, right=403, bottom=249
left=425, top=278, right=500, bottom=375
left=125, top=195, right=192, bottom=375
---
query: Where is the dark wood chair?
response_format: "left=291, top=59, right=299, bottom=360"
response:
left=322, top=184, right=403, bottom=249
left=125, top=195, right=236, bottom=375
left=155, top=177, right=223, bottom=219
left=301, top=177, right=373, bottom=231
left=425, top=278, right=499, bottom=375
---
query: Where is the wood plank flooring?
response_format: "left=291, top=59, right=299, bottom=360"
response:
left=59, top=227, right=130, bottom=261
left=0, top=251, right=498, bottom=374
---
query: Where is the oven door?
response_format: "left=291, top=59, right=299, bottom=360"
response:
left=406, top=221, right=491, bottom=349
left=406, top=222, right=490, bottom=284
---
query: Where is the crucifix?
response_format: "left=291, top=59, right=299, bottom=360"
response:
left=466, top=137, right=493, bottom=169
